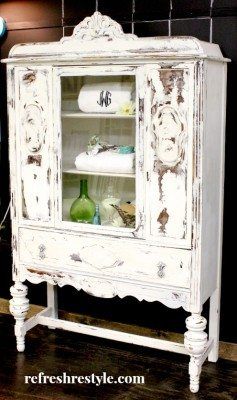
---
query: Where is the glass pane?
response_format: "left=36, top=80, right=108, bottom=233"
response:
left=61, top=75, right=136, bottom=230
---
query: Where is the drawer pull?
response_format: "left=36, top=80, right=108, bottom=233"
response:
left=157, top=262, right=166, bottom=278
left=38, top=244, right=46, bottom=260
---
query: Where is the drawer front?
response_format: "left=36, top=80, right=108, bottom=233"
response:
left=19, top=228, right=191, bottom=288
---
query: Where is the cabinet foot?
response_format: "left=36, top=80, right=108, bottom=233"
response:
left=184, top=314, right=207, bottom=393
left=9, top=282, right=29, bottom=352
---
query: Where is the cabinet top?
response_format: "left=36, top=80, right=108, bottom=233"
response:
left=2, top=12, right=228, bottom=64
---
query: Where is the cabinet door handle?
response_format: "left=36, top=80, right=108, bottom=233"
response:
left=38, top=244, right=46, bottom=260
left=157, top=262, right=166, bottom=278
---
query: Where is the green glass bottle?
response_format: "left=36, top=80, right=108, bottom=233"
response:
left=70, top=179, right=96, bottom=223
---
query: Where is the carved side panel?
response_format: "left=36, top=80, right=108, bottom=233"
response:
left=147, top=67, right=193, bottom=247
left=16, top=68, right=53, bottom=222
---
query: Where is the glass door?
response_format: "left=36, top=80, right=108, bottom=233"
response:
left=54, top=67, right=144, bottom=238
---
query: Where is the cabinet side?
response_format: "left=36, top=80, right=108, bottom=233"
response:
left=200, top=60, right=227, bottom=305
left=7, top=65, right=20, bottom=281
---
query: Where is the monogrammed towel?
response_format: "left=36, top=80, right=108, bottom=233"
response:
left=78, top=82, right=134, bottom=113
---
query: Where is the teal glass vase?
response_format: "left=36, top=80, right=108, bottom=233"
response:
left=92, top=204, right=101, bottom=225
left=70, top=179, right=95, bottom=223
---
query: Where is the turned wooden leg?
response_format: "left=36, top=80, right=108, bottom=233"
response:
left=184, top=314, right=208, bottom=393
left=9, top=282, right=29, bottom=352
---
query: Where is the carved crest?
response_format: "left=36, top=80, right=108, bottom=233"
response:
left=61, top=12, right=137, bottom=43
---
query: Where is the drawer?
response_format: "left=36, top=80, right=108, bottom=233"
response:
left=19, top=228, right=191, bottom=288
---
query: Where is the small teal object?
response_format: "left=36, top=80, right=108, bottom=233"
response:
left=118, top=146, right=135, bottom=154
left=92, top=204, right=101, bottom=225
left=0, top=17, right=6, bottom=38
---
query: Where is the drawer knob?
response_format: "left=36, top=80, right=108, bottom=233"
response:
left=157, top=262, right=166, bottom=278
left=38, top=244, right=46, bottom=260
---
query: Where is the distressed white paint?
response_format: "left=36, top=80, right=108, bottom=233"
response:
left=184, top=314, right=208, bottom=393
left=22, top=265, right=190, bottom=310
left=9, top=283, right=29, bottom=352
left=15, top=67, right=54, bottom=224
left=61, top=11, right=137, bottom=42
left=4, top=13, right=225, bottom=63
left=146, top=65, right=194, bottom=247
left=18, top=228, right=191, bottom=289
left=3, top=12, right=228, bottom=393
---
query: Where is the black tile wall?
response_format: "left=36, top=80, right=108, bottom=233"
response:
left=134, top=21, right=169, bottom=36
left=63, top=0, right=96, bottom=26
left=119, top=23, right=133, bottom=34
left=171, top=18, right=211, bottom=41
left=171, top=0, right=211, bottom=19
left=98, top=0, right=133, bottom=22
left=134, top=0, right=170, bottom=21
left=212, top=0, right=237, bottom=17
left=212, top=16, right=237, bottom=60
left=0, top=0, right=237, bottom=344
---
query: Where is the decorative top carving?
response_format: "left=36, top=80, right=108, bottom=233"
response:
left=61, top=12, right=137, bottom=43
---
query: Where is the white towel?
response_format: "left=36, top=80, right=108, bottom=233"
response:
left=75, top=151, right=135, bottom=174
left=78, top=82, right=134, bottom=114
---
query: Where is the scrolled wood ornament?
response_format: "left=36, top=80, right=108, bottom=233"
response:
left=61, top=11, right=137, bottom=43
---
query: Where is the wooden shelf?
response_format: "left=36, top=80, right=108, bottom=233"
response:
left=61, top=111, right=135, bottom=119
left=63, top=169, right=135, bottom=179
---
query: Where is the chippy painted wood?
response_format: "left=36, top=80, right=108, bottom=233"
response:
left=18, top=228, right=191, bottom=289
left=7, top=65, right=19, bottom=282
left=145, top=64, right=194, bottom=248
left=15, top=67, right=54, bottom=225
left=184, top=314, right=208, bottom=393
left=9, top=282, right=29, bottom=352
left=4, top=12, right=228, bottom=394
left=5, top=13, right=225, bottom=63
left=21, top=265, right=190, bottom=310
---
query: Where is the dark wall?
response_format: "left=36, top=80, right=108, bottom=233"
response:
left=0, top=1, right=236, bottom=343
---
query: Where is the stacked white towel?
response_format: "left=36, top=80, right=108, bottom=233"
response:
left=75, top=151, right=135, bottom=174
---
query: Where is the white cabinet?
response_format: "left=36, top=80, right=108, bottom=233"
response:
left=3, top=12, right=228, bottom=393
